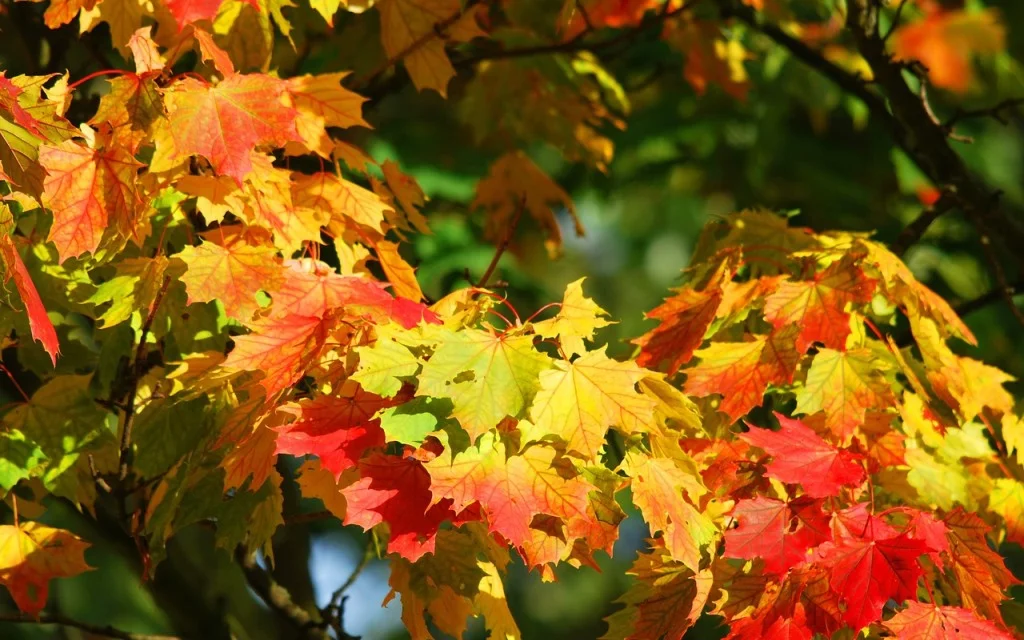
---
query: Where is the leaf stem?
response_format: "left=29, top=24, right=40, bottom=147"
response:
left=477, top=197, right=526, bottom=288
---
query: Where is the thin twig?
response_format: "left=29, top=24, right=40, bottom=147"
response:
left=881, top=0, right=910, bottom=43
left=236, top=549, right=329, bottom=639
left=891, top=190, right=957, bottom=256
left=118, top=276, right=171, bottom=484
left=973, top=221, right=1024, bottom=327
left=329, top=545, right=373, bottom=609
left=321, top=544, right=374, bottom=639
left=455, top=0, right=694, bottom=67
left=955, top=280, right=1024, bottom=317
left=944, top=97, right=1024, bottom=130
left=0, top=612, right=178, bottom=640
left=477, top=197, right=526, bottom=288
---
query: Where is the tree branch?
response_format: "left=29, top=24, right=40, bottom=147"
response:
left=842, top=0, right=1024, bottom=252
left=955, top=280, right=1024, bottom=317
left=0, top=612, right=178, bottom=640
left=236, top=549, right=329, bottom=639
left=118, top=276, right=171, bottom=485
left=891, top=191, right=957, bottom=256
left=944, top=97, right=1024, bottom=130
left=725, top=0, right=1024, bottom=257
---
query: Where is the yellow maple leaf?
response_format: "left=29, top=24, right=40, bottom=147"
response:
left=0, top=522, right=92, bottom=614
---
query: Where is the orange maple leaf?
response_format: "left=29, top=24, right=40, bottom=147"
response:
left=162, top=75, right=299, bottom=185
left=39, top=139, right=143, bottom=262
left=221, top=313, right=333, bottom=397
left=683, top=325, right=801, bottom=421
left=892, top=9, right=1005, bottom=93
left=177, top=240, right=284, bottom=321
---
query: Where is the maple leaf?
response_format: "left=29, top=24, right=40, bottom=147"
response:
left=292, top=171, right=389, bottom=235
left=376, top=0, right=485, bottom=97
left=0, top=234, right=59, bottom=365
left=815, top=533, right=929, bottom=630
left=892, top=9, right=1005, bottom=93
left=424, top=434, right=600, bottom=568
left=526, top=348, right=654, bottom=461
left=795, top=348, right=896, bottom=442
left=39, top=139, right=143, bottom=262
left=286, top=72, right=368, bottom=157
left=270, top=259, right=438, bottom=327
left=724, top=497, right=831, bottom=575
left=0, top=74, right=43, bottom=137
left=165, top=0, right=257, bottom=30
left=944, top=509, right=1018, bottom=623
left=342, top=452, right=465, bottom=561
left=634, top=276, right=724, bottom=375
left=532, top=278, right=611, bottom=358
left=373, top=239, right=425, bottom=302
left=601, top=546, right=713, bottom=640
left=663, top=19, right=749, bottom=100
left=89, top=73, right=163, bottom=155
left=629, top=456, right=718, bottom=571
left=161, top=75, right=299, bottom=185
left=0, top=522, right=92, bottom=614
left=276, top=388, right=392, bottom=479
left=763, top=257, right=876, bottom=353
left=416, top=327, right=552, bottom=441
left=177, top=240, right=283, bottom=321
left=472, top=151, right=583, bottom=258
left=351, top=332, right=420, bottom=398
left=683, top=325, right=801, bottom=421
left=221, top=313, right=332, bottom=396
left=884, top=601, right=1014, bottom=639
left=740, top=414, right=866, bottom=498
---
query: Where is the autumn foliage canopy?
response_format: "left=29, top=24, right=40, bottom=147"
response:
left=0, top=0, right=1023, bottom=638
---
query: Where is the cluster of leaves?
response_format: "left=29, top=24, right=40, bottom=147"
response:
left=0, top=0, right=1021, bottom=639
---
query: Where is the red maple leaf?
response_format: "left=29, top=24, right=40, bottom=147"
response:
left=740, top=413, right=866, bottom=498
left=815, top=533, right=929, bottom=630
left=276, top=389, right=395, bottom=479
left=724, top=496, right=831, bottom=575
left=0, top=236, right=59, bottom=365
left=165, top=0, right=260, bottom=30
left=341, top=453, right=470, bottom=561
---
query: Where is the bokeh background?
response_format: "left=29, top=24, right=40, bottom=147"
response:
left=2, top=0, right=1024, bottom=637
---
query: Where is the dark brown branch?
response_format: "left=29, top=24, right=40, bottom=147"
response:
left=720, top=1, right=892, bottom=124
left=455, top=0, right=695, bottom=67
left=0, top=612, right=178, bottom=640
left=955, top=281, right=1024, bottom=317
left=944, top=97, right=1024, bottom=129
left=891, top=191, right=957, bottom=256
left=477, top=197, right=526, bottom=288
left=843, top=0, right=1024, bottom=253
left=973, top=221, right=1024, bottom=327
left=321, top=544, right=374, bottom=640
left=237, top=549, right=329, bottom=639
